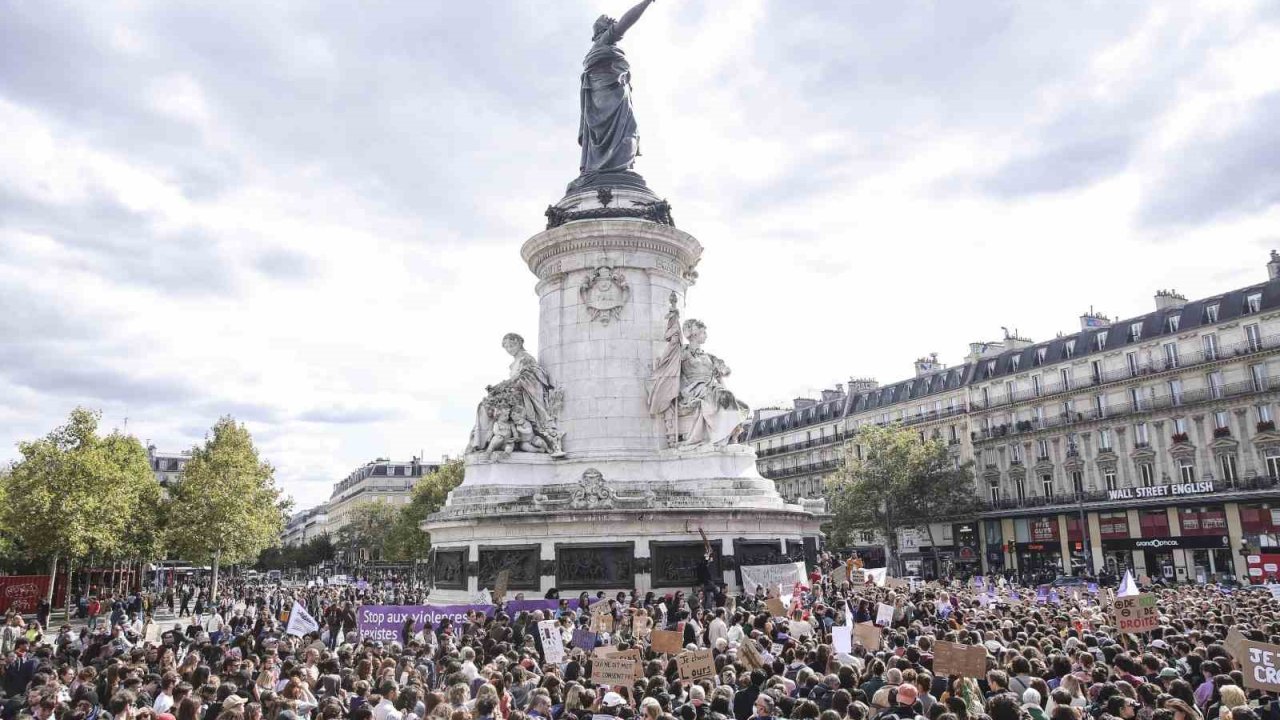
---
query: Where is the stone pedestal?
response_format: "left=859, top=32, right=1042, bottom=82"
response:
left=424, top=208, right=820, bottom=601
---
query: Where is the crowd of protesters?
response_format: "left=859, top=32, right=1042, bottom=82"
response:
left=2, top=551, right=1277, bottom=720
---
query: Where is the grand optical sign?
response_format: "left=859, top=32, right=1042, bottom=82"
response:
left=1107, top=481, right=1214, bottom=501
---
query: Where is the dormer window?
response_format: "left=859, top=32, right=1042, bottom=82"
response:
left=1035, top=348, right=1047, bottom=366
left=1011, top=356, right=1021, bottom=372
left=986, top=360, right=997, bottom=376
left=1246, top=292, right=1262, bottom=314
left=1095, top=330, right=1108, bottom=351
left=1204, top=304, right=1219, bottom=324
left=1165, top=315, right=1180, bottom=333
left=1064, top=339, right=1076, bottom=358
left=1129, top=322, right=1143, bottom=342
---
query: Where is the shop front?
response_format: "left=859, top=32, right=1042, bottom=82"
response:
left=984, top=520, right=1005, bottom=573
left=952, top=523, right=981, bottom=575
left=1013, top=516, right=1063, bottom=581
left=1101, top=535, right=1231, bottom=583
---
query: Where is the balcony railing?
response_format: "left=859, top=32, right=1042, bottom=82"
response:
left=972, top=332, right=1279, bottom=411
left=760, top=459, right=842, bottom=480
left=757, top=405, right=968, bottom=457
left=973, top=374, right=1280, bottom=443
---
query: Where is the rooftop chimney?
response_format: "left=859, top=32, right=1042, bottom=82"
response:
left=848, top=377, right=879, bottom=394
left=792, top=397, right=817, bottom=410
left=1154, top=289, right=1187, bottom=311
left=966, top=341, right=1004, bottom=362
left=1268, top=250, right=1280, bottom=280
left=820, top=384, right=846, bottom=402
left=913, top=352, right=943, bottom=377
left=1079, top=308, right=1111, bottom=331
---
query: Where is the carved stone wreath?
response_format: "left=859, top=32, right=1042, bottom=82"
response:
left=579, top=267, right=630, bottom=325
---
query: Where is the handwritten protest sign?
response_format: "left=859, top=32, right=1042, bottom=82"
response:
left=593, top=655, right=638, bottom=687
left=572, top=627, right=597, bottom=651
left=538, top=620, right=565, bottom=664
left=677, top=649, right=715, bottom=682
left=788, top=620, right=814, bottom=638
left=832, top=626, right=852, bottom=654
left=651, top=629, right=683, bottom=654
left=739, top=639, right=766, bottom=669
left=1241, top=639, right=1280, bottom=692
left=770, top=642, right=784, bottom=656
left=1226, top=627, right=1249, bottom=658
left=632, top=615, right=653, bottom=638
left=875, top=603, right=894, bottom=626
left=1110, top=593, right=1158, bottom=633
left=740, top=561, right=808, bottom=597
left=854, top=622, right=881, bottom=650
left=590, top=598, right=610, bottom=614
left=765, top=597, right=787, bottom=617
left=590, top=613, right=614, bottom=633
left=933, top=640, right=988, bottom=678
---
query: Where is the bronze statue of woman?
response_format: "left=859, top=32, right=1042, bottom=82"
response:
left=575, top=0, right=656, bottom=188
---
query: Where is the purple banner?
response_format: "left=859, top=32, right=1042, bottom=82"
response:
left=358, top=600, right=579, bottom=640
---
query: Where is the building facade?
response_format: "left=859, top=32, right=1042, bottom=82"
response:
left=146, top=445, right=191, bottom=488
left=746, top=252, right=1280, bottom=582
left=323, top=457, right=441, bottom=534
left=282, top=504, right=330, bottom=547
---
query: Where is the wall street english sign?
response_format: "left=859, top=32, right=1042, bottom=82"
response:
left=1106, top=481, right=1214, bottom=501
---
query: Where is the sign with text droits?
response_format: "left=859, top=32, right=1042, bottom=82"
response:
left=1241, top=639, right=1280, bottom=692
left=677, top=648, right=715, bottom=682
left=593, top=655, right=639, bottom=687
left=932, top=640, right=988, bottom=678
left=1110, top=593, right=1158, bottom=633
left=651, top=629, right=683, bottom=654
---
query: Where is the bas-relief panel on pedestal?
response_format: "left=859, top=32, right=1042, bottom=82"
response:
left=651, top=540, right=721, bottom=587
left=478, top=545, right=541, bottom=590
left=432, top=549, right=468, bottom=590
left=579, top=266, right=630, bottom=325
left=554, top=542, right=636, bottom=589
left=733, top=539, right=783, bottom=586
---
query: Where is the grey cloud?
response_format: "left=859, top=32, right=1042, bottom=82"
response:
left=978, top=132, right=1134, bottom=197
left=1139, top=92, right=1280, bottom=228
left=255, top=247, right=317, bottom=281
left=298, top=406, right=401, bottom=424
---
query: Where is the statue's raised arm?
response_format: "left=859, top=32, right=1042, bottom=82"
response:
left=610, top=0, right=655, bottom=42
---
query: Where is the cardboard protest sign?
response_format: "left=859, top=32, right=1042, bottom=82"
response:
left=849, top=569, right=866, bottom=585
left=1226, top=627, right=1249, bottom=658
left=593, top=655, right=639, bottom=687
left=632, top=615, right=653, bottom=638
left=933, top=640, right=988, bottom=678
left=651, top=628, right=683, bottom=654
left=590, top=598, right=611, bottom=614
left=886, top=577, right=910, bottom=590
left=538, top=620, right=565, bottom=664
left=788, top=619, right=814, bottom=638
left=854, top=622, right=881, bottom=651
left=739, top=639, right=766, bottom=669
left=1241, top=639, right=1280, bottom=692
left=1110, top=593, right=1158, bottom=633
left=875, top=603, right=894, bottom=626
left=832, top=626, right=852, bottom=654
left=493, top=570, right=510, bottom=601
left=590, top=613, right=614, bottom=633
left=770, top=642, right=784, bottom=656
left=573, top=627, right=598, bottom=651
left=765, top=597, right=787, bottom=617
left=677, top=648, right=715, bottom=682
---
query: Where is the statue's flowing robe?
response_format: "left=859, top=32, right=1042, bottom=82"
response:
left=647, top=307, right=682, bottom=416
left=579, top=30, right=640, bottom=174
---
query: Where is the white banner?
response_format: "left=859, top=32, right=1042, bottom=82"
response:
left=286, top=601, right=320, bottom=637
left=740, top=561, right=807, bottom=597
left=538, top=620, right=565, bottom=664
left=875, top=602, right=894, bottom=626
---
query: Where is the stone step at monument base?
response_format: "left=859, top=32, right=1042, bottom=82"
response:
left=425, top=506, right=822, bottom=603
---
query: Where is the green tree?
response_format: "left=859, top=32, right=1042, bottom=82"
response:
left=337, top=501, right=400, bottom=564
left=166, top=416, right=289, bottom=601
left=825, top=424, right=980, bottom=574
left=384, top=459, right=464, bottom=560
left=1, top=408, right=157, bottom=611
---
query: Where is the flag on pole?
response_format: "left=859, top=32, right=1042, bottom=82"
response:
left=1117, top=570, right=1139, bottom=597
left=286, top=601, right=320, bottom=637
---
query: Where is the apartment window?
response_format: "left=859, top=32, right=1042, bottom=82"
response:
left=1207, top=371, right=1225, bottom=399
left=1214, top=411, right=1229, bottom=430
left=1009, top=443, right=1022, bottom=463
left=1091, top=359, right=1103, bottom=383
left=1221, top=454, right=1239, bottom=484
left=981, top=387, right=990, bottom=406
left=1060, top=368, right=1072, bottom=390
left=1061, top=400, right=1073, bottom=418
left=1015, top=476, right=1026, bottom=502
left=1258, top=404, right=1273, bottom=424
left=1163, top=342, right=1180, bottom=369
left=1041, top=474, right=1054, bottom=500
left=949, top=425, right=958, bottom=442
left=1205, top=303, right=1220, bottom=324
left=1166, top=315, right=1180, bottom=333
left=1034, top=406, right=1045, bottom=423
left=1174, top=417, right=1188, bottom=434
left=1064, top=340, right=1076, bottom=358
left=1005, top=381, right=1015, bottom=400
left=986, top=360, right=996, bottom=376
left=1169, top=379, right=1184, bottom=405
left=1247, top=323, right=1262, bottom=351
left=1032, top=375, right=1043, bottom=397
left=989, top=479, right=1001, bottom=504
left=1127, top=351, right=1140, bottom=376
left=1179, top=459, right=1196, bottom=483
left=1094, top=394, right=1107, bottom=417
left=1202, top=333, right=1219, bottom=361
left=1072, top=470, right=1084, bottom=494
left=1037, top=439, right=1050, bottom=459
left=1129, top=387, right=1143, bottom=411
left=1139, top=463, right=1155, bottom=487
left=1267, top=451, right=1280, bottom=479
left=1129, top=322, right=1143, bottom=342
left=1011, top=356, right=1021, bottom=371
left=1036, top=347, right=1047, bottom=366
left=1096, top=330, right=1109, bottom=351
left=1098, top=428, right=1112, bottom=450
left=1104, top=470, right=1118, bottom=492
left=1246, top=292, right=1263, bottom=314
left=1253, top=364, right=1268, bottom=392
left=1135, top=422, right=1149, bottom=446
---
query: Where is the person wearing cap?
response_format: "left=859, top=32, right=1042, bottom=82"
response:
left=875, top=682, right=922, bottom=720
left=598, top=692, right=627, bottom=717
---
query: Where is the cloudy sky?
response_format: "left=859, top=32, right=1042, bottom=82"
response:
left=3, top=1, right=1279, bottom=509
